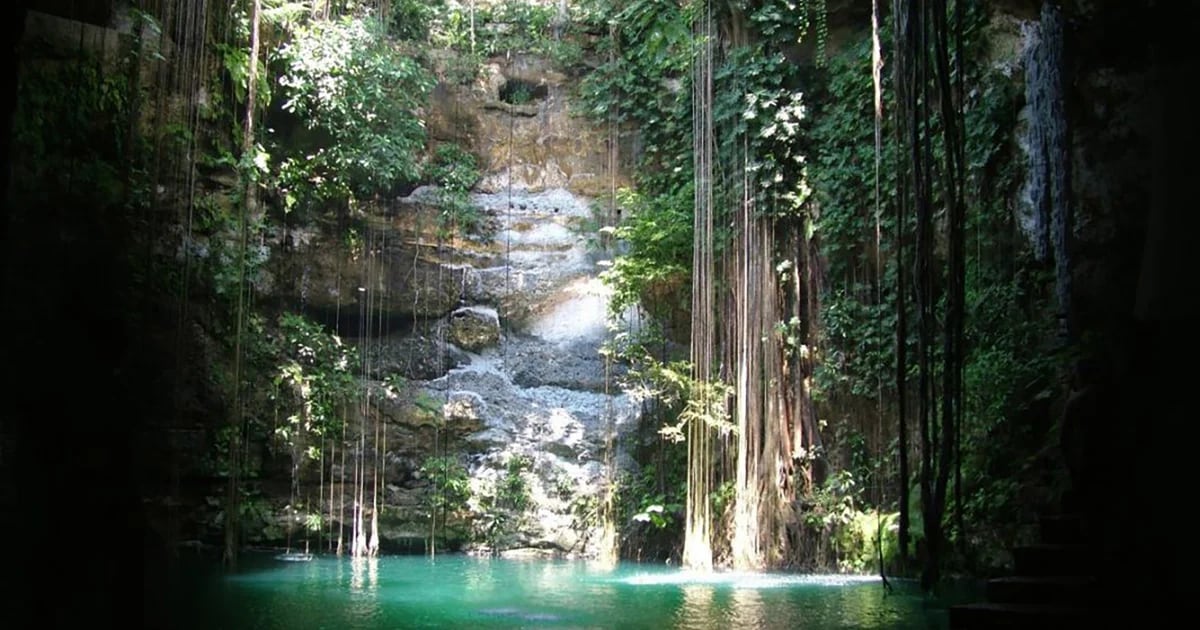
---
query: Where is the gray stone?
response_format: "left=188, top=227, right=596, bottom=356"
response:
left=506, top=337, right=622, bottom=393
left=358, top=333, right=470, bottom=381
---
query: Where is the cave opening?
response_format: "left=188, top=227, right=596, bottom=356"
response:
left=499, top=78, right=548, bottom=105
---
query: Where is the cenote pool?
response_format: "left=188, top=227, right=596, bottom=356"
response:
left=163, top=552, right=975, bottom=629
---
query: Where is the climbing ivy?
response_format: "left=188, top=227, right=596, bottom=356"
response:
left=804, top=31, right=902, bottom=400
left=714, top=45, right=810, bottom=215
left=578, top=0, right=695, bottom=193
left=748, top=0, right=828, bottom=65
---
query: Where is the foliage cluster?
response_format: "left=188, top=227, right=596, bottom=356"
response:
left=191, top=195, right=273, bottom=300
left=471, top=0, right=582, bottom=65
left=803, top=31, right=900, bottom=401
left=748, top=0, right=828, bottom=51
left=715, top=46, right=810, bottom=215
left=615, top=391, right=688, bottom=561
left=420, top=454, right=474, bottom=548
left=422, top=143, right=485, bottom=237
left=473, top=453, right=535, bottom=551
left=599, top=187, right=693, bottom=321
left=579, top=0, right=694, bottom=192
left=389, top=0, right=584, bottom=77
left=798, top=469, right=904, bottom=573
left=275, top=14, right=435, bottom=215
left=270, top=312, right=359, bottom=452
left=10, top=21, right=160, bottom=213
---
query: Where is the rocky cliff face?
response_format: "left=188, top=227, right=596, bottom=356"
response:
left=427, top=53, right=630, bottom=198
left=258, top=53, right=641, bottom=557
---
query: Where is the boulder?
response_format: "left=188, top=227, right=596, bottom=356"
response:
left=443, top=390, right=487, bottom=423
left=447, top=306, right=501, bottom=351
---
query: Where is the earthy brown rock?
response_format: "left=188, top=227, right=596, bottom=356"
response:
left=447, top=306, right=502, bottom=351
left=425, top=52, right=630, bottom=198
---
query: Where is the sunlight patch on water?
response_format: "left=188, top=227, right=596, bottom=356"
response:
left=612, top=571, right=882, bottom=589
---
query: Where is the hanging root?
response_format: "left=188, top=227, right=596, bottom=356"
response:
left=877, top=510, right=893, bottom=595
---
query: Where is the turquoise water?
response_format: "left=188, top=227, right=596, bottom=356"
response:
left=166, top=552, right=963, bottom=629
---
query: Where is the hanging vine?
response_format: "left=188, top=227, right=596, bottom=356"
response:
left=889, top=0, right=970, bottom=590
left=682, top=0, right=717, bottom=573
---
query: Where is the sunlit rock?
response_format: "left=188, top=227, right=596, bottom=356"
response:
left=444, top=390, right=487, bottom=423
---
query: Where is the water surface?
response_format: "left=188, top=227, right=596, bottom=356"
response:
left=166, top=552, right=964, bottom=629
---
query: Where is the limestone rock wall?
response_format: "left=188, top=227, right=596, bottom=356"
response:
left=257, top=51, right=641, bottom=557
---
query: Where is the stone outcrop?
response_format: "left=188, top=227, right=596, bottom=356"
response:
left=266, top=214, right=476, bottom=320
left=359, top=330, right=472, bottom=381
left=320, top=177, right=640, bottom=556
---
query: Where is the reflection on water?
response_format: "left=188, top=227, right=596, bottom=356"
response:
left=168, top=553, right=968, bottom=629
left=729, top=585, right=765, bottom=628
left=347, top=557, right=380, bottom=623
left=464, top=556, right=498, bottom=597
left=676, top=584, right=716, bottom=630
